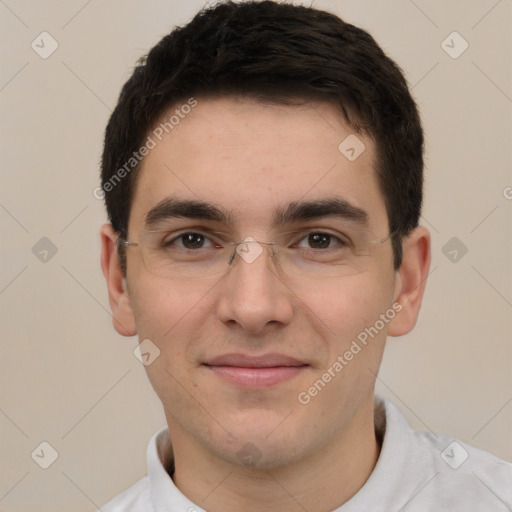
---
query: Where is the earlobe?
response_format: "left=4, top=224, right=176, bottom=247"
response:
left=100, top=224, right=137, bottom=337
left=388, top=226, right=431, bottom=337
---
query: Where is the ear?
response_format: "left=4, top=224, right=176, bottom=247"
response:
left=388, top=226, right=431, bottom=337
left=100, top=223, right=137, bottom=337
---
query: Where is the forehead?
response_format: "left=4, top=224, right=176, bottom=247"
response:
left=128, top=97, right=388, bottom=234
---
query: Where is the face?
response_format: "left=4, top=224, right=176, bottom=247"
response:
left=112, top=97, right=408, bottom=469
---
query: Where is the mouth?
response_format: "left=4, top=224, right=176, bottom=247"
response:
left=202, top=353, right=309, bottom=388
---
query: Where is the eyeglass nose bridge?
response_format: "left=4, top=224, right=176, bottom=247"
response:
left=226, top=237, right=279, bottom=266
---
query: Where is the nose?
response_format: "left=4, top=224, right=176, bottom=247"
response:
left=216, top=240, right=294, bottom=334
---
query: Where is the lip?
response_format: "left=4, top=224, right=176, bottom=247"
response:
left=205, top=353, right=306, bottom=368
left=203, top=353, right=309, bottom=388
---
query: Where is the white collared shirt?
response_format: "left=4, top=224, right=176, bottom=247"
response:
left=101, top=397, right=512, bottom=511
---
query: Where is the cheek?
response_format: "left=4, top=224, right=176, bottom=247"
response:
left=292, top=273, right=392, bottom=337
left=128, top=277, right=214, bottom=402
left=131, top=273, right=181, bottom=316
left=129, top=275, right=215, bottom=354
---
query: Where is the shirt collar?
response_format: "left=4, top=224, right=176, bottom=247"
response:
left=146, top=427, right=207, bottom=512
left=145, top=396, right=412, bottom=511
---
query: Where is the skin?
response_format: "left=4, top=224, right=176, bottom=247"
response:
left=101, top=97, right=431, bottom=511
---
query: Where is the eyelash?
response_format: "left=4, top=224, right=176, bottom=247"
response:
left=161, top=230, right=349, bottom=250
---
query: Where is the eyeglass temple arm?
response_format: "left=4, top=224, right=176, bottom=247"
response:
left=117, top=238, right=141, bottom=248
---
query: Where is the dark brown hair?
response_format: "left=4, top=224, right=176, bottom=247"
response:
left=101, top=0, right=424, bottom=270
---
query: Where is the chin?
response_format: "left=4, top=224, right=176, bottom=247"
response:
left=206, top=420, right=306, bottom=471
left=218, top=439, right=302, bottom=471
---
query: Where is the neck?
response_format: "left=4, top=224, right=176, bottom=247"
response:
left=167, top=400, right=380, bottom=512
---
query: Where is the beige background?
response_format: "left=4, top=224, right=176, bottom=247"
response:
left=1, top=0, right=511, bottom=510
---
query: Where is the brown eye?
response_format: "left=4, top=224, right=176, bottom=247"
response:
left=180, top=233, right=206, bottom=249
left=297, top=232, right=343, bottom=250
left=307, top=233, right=331, bottom=249
left=162, top=232, right=213, bottom=250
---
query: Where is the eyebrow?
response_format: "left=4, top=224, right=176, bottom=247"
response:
left=144, top=196, right=369, bottom=229
left=145, top=197, right=231, bottom=227
left=274, top=198, right=368, bottom=227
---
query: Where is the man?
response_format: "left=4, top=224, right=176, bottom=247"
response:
left=99, top=1, right=511, bottom=510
